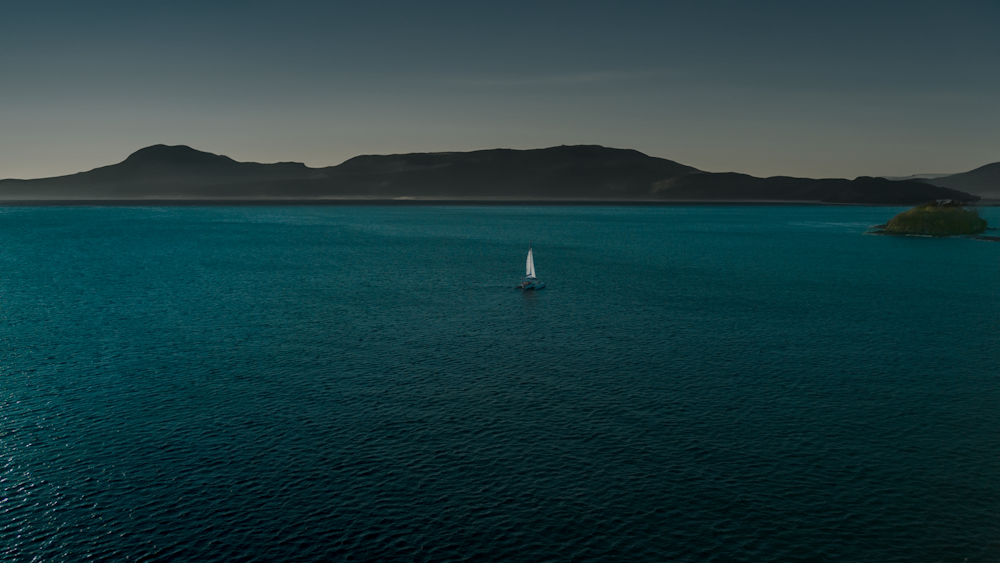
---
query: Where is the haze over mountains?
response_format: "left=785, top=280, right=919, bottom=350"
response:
left=0, top=144, right=983, bottom=204
left=915, top=162, right=1000, bottom=199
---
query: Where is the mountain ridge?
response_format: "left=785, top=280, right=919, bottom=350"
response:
left=0, top=144, right=979, bottom=204
left=916, top=162, right=1000, bottom=198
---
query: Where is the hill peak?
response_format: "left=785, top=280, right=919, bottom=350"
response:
left=123, top=145, right=237, bottom=166
left=921, top=160, right=1000, bottom=198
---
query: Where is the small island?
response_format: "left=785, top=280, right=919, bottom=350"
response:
left=872, top=200, right=987, bottom=237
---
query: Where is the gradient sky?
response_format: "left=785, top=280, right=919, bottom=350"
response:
left=2, top=0, right=998, bottom=179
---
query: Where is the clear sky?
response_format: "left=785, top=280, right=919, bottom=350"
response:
left=2, top=0, right=998, bottom=180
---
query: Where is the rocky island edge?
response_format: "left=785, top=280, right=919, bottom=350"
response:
left=869, top=200, right=990, bottom=237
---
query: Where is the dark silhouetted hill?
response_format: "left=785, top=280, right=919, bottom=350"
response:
left=0, top=144, right=978, bottom=204
left=316, top=145, right=700, bottom=199
left=918, top=162, right=1000, bottom=198
left=0, top=145, right=320, bottom=199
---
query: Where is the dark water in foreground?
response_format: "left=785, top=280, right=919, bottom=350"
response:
left=1, top=205, right=999, bottom=562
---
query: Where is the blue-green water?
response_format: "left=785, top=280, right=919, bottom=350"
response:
left=2, top=205, right=999, bottom=562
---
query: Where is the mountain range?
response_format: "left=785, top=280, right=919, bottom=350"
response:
left=0, top=144, right=986, bottom=204
left=914, top=162, right=1000, bottom=199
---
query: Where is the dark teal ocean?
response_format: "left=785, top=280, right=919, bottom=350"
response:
left=2, top=205, right=999, bottom=562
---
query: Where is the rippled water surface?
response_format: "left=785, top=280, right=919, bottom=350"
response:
left=2, top=205, right=999, bottom=562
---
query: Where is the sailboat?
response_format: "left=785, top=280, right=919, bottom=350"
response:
left=516, top=243, right=546, bottom=290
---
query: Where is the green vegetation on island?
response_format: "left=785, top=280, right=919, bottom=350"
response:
left=880, top=200, right=987, bottom=236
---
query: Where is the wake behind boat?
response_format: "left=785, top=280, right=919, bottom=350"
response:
left=516, top=243, right=545, bottom=290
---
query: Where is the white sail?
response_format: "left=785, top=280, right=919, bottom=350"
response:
left=526, top=247, right=536, bottom=279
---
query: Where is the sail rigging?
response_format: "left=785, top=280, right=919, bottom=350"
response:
left=526, top=247, right=536, bottom=279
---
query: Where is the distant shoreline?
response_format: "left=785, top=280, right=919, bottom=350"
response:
left=4, top=198, right=987, bottom=207
left=2, top=145, right=983, bottom=205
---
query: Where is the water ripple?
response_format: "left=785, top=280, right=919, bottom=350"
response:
left=0, top=205, right=998, bottom=561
